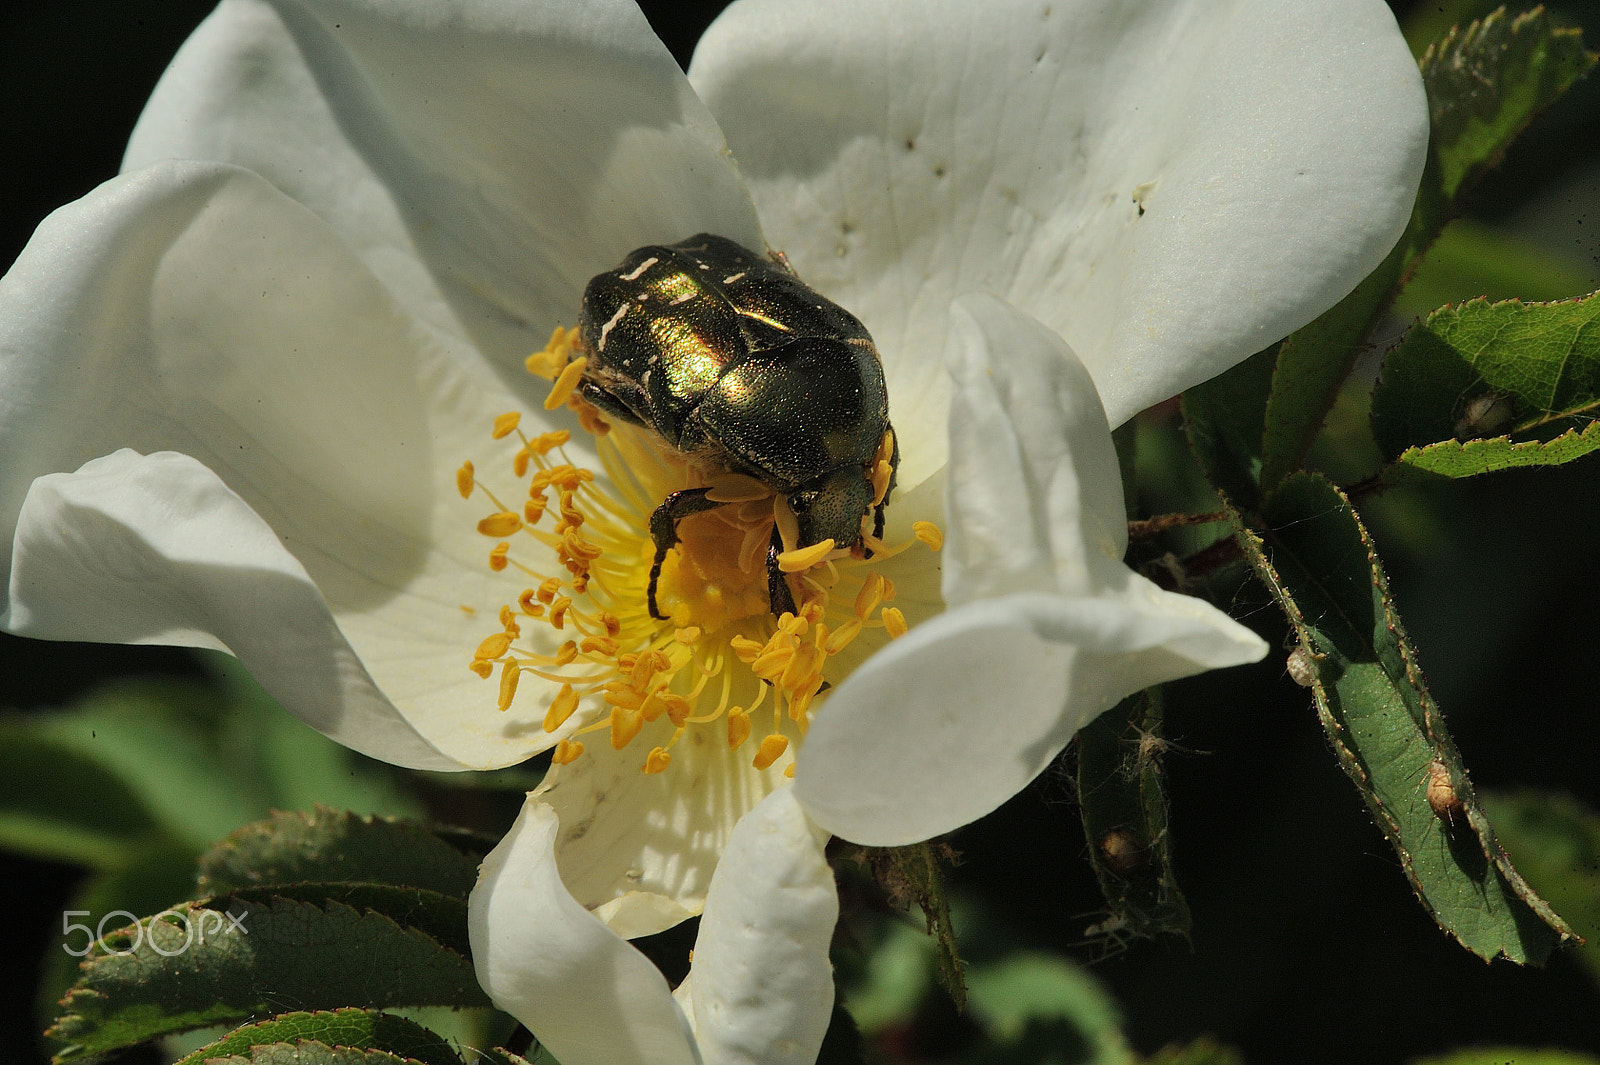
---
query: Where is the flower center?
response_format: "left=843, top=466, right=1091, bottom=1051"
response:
left=459, top=327, right=942, bottom=778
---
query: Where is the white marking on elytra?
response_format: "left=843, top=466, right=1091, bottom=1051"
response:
left=619, top=256, right=658, bottom=282
left=596, top=304, right=629, bottom=352
left=669, top=292, right=695, bottom=306
left=722, top=271, right=746, bottom=284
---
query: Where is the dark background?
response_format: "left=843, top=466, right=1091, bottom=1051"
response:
left=4, top=2, right=1599, bottom=1063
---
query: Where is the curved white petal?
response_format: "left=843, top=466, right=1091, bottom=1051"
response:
left=533, top=718, right=794, bottom=938
left=0, top=160, right=578, bottom=768
left=684, top=787, right=836, bottom=1065
left=794, top=297, right=1266, bottom=845
left=941, top=294, right=1126, bottom=606
left=469, top=798, right=699, bottom=1065
left=795, top=587, right=1265, bottom=847
left=692, top=0, right=1428, bottom=458
left=126, top=0, right=764, bottom=401
left=9, top=450, right=459, bottom=771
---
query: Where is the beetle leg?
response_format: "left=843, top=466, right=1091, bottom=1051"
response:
left=766, top=527, right=798, bottom=618
left=647, top=488, right=725, bottom=620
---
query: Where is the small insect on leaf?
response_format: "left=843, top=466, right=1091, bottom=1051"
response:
left=1425, top=756, right=1465, bottom=826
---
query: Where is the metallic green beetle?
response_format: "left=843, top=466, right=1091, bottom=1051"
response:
left=576, top=233, right=898, bottom=620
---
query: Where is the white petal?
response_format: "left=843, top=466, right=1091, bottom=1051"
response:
left=126, top=0, right=764, bottom=398
left=796, top=298, right=1264, bottom=845
left=534, top=720, right=793, bottom=938
left=469, top=797, right=699, bottom=1065
left=9, top=450, right=459, bottom=771
left=794, top=587, right=1266, bottom=847
left=0, top=160, right=578, bottom=768
left=941, top=294, right=1126, bottom=606
left=686, top=787, right=837, bottom=1065
left=692, top=0, right=1427, bottom=442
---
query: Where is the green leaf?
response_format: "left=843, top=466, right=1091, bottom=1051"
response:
left=963, top=953, right=1132, bottom=1065
left=197, top=1044, right=417, bottom=1065
left=1379, top=422, right=1600, bottom=487
left=1141, top=1037, right=1245, bottom=1065
left=48, top=895, right=491, bottom=1060
left=1074, top=688, right=1190, bottom=943
left=1371, top=294, right=1600, bottom=480
left=1394, top=218, right=1597, bottom=318
left=1480, top=790, right=1600, bottom=987
left=1230, top=473, right=1574, bottom=962
left=1252, top=9, right=1592, bottom=492
left=1180, top=346, right=1276, bottom=511
left=1421, top=8, right=1595, bottom=202
left=175, top=1010, right=463, bottom=1065
left=0, top=718, right=171, bottom=867
left=1409, top=1050, right=1600, bottom=1065
left=199, top=807, right=486, bottom=899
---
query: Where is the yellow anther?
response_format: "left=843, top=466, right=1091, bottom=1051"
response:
left=753, top=734, right=790, bottom=770
left=544, top=356, right=588, bottom=410
left=489, top=542, right=510, bottom=572
left=779, top=612, right=808, bottom=637
left=658, top=692, right=692, bottom=727
left=875, top=428, right=896, bottom=465
left=773, top=494, right=801, bottom=554
left=825, top=618, right=863, bottom=655
left=643, top=747, right=672, bottom=774
left=544, top=683, right=579, bottom=732
left=456, top=461, right=475, bottom=499
left=729, top=635, right=765, bottom=663
left=630, top=654, right=657, bottom=690
left=524, top=496, right=547, bottom=523
left=880, top=576, right=897, bottom=601
left=475, top=632, right=513, bottom=660
left=555, top=640, right=579, bottom=665
left=780, top=642, right=823, bottom=692
left=726, top=708, right=752, bottom=750
left=537, top=578, right=562, bottom=603
left=600, top=612, right=623, bottom=637
left=498, top=604, right=517, bottom=628
left=572, top=397, right=611, bottom=436
left=914, top=521, right=944, bottom=550
left=497, top=661, right=521, bottom=711
left=610, top=707, right=644, bottom=749
left=784, top=763, right=796, bottom=778
left=580, top=635, right=619, bottom=656
left=883, top=606, right=908, bottom=639
left=675, top=626, right=702, bottom=644
left=513, top=448, right=531, bottom=478
left=517, top=589, right=543, bottom=615
left=468, top=659, right=493, bottom=679
left=549, top=597, right=571, bottom=629
left=704, top=474, right=772, bottom=503
left=526, top=328, right=572, bottom=380
left=870, top=459, right=893, bottom=508
left=533, top=429, right=571, bottom=454
left=790, top=674, right=825, bottom=721
left=552, top=738, right=584, bottom=765
left=493, top=412, right=522, bottom=439
left=752, top=645, right=793, bottom=683
left=478, top=511, right=523, bottom=537
left=605, top=686, right=646, bottom=711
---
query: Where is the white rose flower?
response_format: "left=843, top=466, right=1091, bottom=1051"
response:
left=0, top=0, right=1426, bottom=1058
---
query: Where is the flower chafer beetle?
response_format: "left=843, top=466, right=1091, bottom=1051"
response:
left=576, top=233, right=898, bottom=620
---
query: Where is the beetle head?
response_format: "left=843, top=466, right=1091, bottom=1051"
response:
left=789, top=466, right=875, bottom=552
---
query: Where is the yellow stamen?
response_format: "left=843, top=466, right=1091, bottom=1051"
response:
left=475, top=633, right=513, bottom=660
left=478, top=511, right=523, bottom=537
left=777, top=538, right=836, bottom=573
left=553, top=738, right=584, bottom=765
left=544, top=683, right=579, bottom=732
left=913, top=521, right=944, bottom=550
left=493, top=412, right=523, bottom=439
left=883, top=607, right=908, bottom=639
left=456, top=461, right=475, bottom=499
left=544, top=355, right=588, bottom=410
left=726, top=708, right=751, bottom=750
left=611, top=707, right=644, bottom=749
left=468, top=659, right=493, bottom=679
left=773, top=494, right=801, bottom=554
left=497, top=661, right=521, bottom=711
left=643, top=747, right=672, bottom=774
left=489, top=542, right=510, bottom=571
left=753, top=734, right=789, bottom=770
left=854, top=572, right=885, bottom=619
